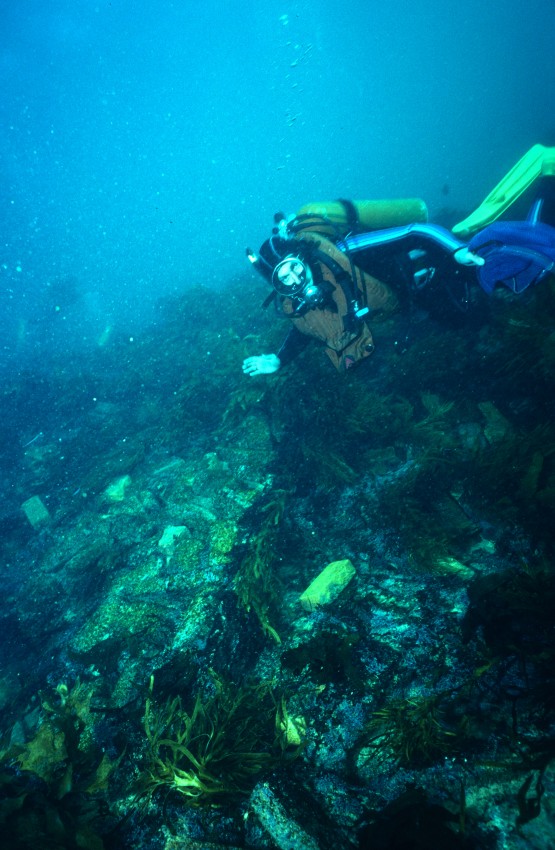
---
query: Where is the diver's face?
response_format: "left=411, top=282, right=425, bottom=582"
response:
left=276, top=258, right=310, bottom=289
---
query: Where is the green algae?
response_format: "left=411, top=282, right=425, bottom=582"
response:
left=0, top=681, right=122, bottom=849
left=137, top=672, right=300, bottom=809
left=363, top=691, right=466, bottom=768
left=233, top=490, right=288, bottom=644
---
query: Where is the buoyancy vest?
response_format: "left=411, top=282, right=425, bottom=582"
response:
left=277, top=231, right=399, bottom=372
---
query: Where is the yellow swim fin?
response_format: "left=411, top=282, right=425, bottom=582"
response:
left=453, top=144, right=555, bottom=238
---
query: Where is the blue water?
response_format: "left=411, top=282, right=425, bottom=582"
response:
left=1, top=0, right=553, bottom=360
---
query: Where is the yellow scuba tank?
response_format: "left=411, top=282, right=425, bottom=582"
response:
left=453, top=144, right=555, bottom=238
left=296, top=198, right=428, bottom=235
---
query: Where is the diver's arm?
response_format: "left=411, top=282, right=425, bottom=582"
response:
left=337, top=223, right=483, bottom=265
left=277, top=325, right=311, bottom=366
left=242, top=322, right=311, bottom=377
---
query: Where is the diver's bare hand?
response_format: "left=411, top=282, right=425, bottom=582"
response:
left=242, top=354, right=281, bottom=376
left=454, top=247, right=485, bottom=266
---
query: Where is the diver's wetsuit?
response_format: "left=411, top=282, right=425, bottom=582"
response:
left=275, top=223, right=470, bottom=367
left=277, top=325, right=311, bottom=366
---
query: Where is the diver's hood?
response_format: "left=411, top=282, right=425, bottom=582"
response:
left=254, top=235, right=292, bottom=280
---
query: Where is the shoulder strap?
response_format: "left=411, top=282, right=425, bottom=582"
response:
left=311, top=248, right=364, bottom=332
left=262, top=290, right=276, bottom=309
left=286, top=212, right=342, bottom=241
left=337, top=198, right=359, bottom=232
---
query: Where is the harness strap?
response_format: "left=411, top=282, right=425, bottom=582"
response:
left=337, top=198, right=359, bottom=232
left=287, top=213, right=333, bottom=234
left=311, top=248, right=363, bottom=332
left=287, top=215, right=366, bottom=310
left=262, top=290, right=276, bottom=310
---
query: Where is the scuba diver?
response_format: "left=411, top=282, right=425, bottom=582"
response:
left=243, top=144, right=555, bottom=377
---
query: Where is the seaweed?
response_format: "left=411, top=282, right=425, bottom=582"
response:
left=516, top=771, right=545, bottom=826
left=0, top=681, right=122, bottom=849
left=220, top=382, right=270, bottom=428
left=270, top=364, right=460, bottom=492
left=136, top=672, right=300, bottom=810
left=360, top=691, right=467, bottom=769
left=483, top=282, right=555, bottom=384
left=234, top=490, right=288, bottom=643
left=458, top=422, right=555, bottom=549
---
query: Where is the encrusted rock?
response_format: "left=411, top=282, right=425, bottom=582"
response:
left=249, top=782, right=319, bottom=850
left=158, top=525, right=188, bottom=550
left=103, top=474, right=132, bottom=502
left=299, top=558, right=356, bottom=612
left=21, top=495, right=50, bottom=528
